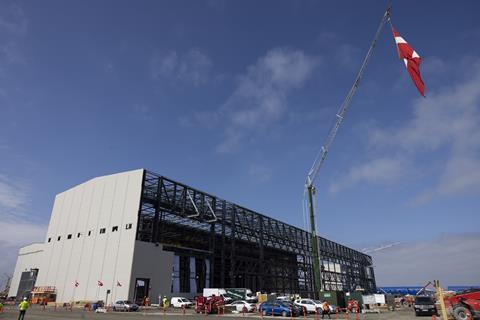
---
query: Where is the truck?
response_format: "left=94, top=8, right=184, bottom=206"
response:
left=203, top=288, right=232, bottom=303
left=195, top=295, right=224, bottom=314
left=444, top=288, right=480, bottom=320
left=226, top=288, right=257, bottom=303
left=414, top=295, right=437, bottom=316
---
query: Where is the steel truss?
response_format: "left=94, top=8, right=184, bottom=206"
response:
left=137, top=170, right=376, bottom=297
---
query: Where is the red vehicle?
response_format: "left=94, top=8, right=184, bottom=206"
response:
left=195, top=295, right=224, bottom=314
left=347, top=299, right=359, bottom=313
left=445, top=289, right=480, bottom=320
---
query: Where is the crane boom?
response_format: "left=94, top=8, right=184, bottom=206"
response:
left=306, top=7, right=391, bottom=295
left=307, top=8, right=391, bottom=186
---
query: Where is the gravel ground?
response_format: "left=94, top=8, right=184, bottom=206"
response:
left=0, top=306, right=438, bottom=320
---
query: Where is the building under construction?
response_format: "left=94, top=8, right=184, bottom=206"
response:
left=9, top=169, right=375, bottom=303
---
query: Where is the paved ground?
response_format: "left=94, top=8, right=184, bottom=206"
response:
left=0, top=306, right=437, bottom=320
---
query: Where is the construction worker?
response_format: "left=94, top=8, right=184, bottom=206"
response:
left=162, top=296, right=168, bottom=309
left=18, top=297, right=29, bottom=320
left=0, top=300, right=4, bottom=313
left=321, top=301, right=331, bottom=319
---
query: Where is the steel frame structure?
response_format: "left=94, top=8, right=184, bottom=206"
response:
left=136, top=170, right=376, bottom=297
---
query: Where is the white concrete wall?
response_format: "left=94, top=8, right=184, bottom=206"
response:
left=8, top=243, right=44, bottom=297
left=129, top=241, right=174, bottom=304
left=10, top=168, right=176, bottom=304
left=33, top=169, right=145, bottom=303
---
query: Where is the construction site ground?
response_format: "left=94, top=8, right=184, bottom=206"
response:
left=0, top=306, right=441, bottom=320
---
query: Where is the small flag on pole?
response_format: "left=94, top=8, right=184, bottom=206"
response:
left=74, top=281, right=79, bottom=287
left=97, top=280, right=103, bottom=287
left=116, top=281, right=122, bottom=287
left=391, top=25, right=426, bottom=96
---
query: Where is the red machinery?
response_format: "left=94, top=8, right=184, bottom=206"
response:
left=195, top=295, right=224, bottom=314
left=346, top=299, right=359, bottom=313
left=445, top=289, right=480, bottom=320
left=31, top=286, right=57, bottom=305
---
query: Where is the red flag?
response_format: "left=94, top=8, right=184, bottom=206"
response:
left=392, top=26, right=425, bottom=96
left=74, top=281, right=79, bottom=287
left=97, top=280, right=103, bottom=287
left=116, top=281, right=122, bottom=287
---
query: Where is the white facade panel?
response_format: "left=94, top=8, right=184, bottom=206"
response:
left=130, top=241, right=174, bottom=304
left=32, top=169, right=144, bottom=303
left=55, top=185, right=84, bottom=302
left=8, top=243, right=44, bottom=297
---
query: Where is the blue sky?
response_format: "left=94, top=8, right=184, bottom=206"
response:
left=1, top=0, right=479, bottom=286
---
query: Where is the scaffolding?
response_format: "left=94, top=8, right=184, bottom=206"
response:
left=136, top=170, right=376, bottom=297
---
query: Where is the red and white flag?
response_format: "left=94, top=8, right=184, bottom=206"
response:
left=392, top=26, right=425, bottom=96
left=97, top=280, right=103, bottom=287
left=74, top=281, right=79, bottom=287
left=116, top=281, right=122, bottom=287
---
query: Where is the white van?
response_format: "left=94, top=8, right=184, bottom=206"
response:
left=170, top=297, right=193, bottom=308
left=203, top=288, right=232, bottom=303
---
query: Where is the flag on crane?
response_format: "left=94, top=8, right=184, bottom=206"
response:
left=391, top=26, right=425, bottom=96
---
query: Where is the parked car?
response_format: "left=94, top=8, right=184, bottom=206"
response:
left=227, top=300, right=255, bottom=312
left=260, top=301, right=300, bottom=317
left=414, top=295, right=437, bottom=316
left=112, top=300, right=139, bottom=312
left=170, top=297, right=193, bottom=308
left=276, top=296, right=291, bottom=302
left=281, top=301, right=303, bottom=313
left=294, top=299, right=323, bottom=313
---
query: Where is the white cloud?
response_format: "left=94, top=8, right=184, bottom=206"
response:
left=215, top=47, right=319, bottom=153
left=104, top=61, right=114, bottom=73
left=0, top=221, right=46, bottom=247
left=0, top=3, right=27, bottom=35
left=0, top=3, right=27, bottom=96
left=0, top=173, right=46, bottom=278
left=248, top=164, right=273, bottom=183
left=0, top=141, right=8, bottom=150
left=0, top=221, right=46, bottom=279
left=0, top=174, right=28, bottom=211
left=408, top=189, right=435, bottom=207
left=132, top=103, right=151, bottom=121
left=372, top=233, right=480, bottom=286
left=332, top=59, right=480, bottom=199
left=0, top=42, right=26, bottom=65
left=179, top=110, right=220, bottom=129
left=0, top=175, right=45, bottom=278
left=150, top=48, right=212, bottom=86
left=0, top=241, right=21, bottom=281
left=315, top=31, right=360, bottom=69
left=329, top=157, right=406, bottom=194
left=422, top=56, right=448, bottom=75
left=206, top=0, right=227, bottom=11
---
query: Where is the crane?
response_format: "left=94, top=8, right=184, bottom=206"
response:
left=305, top=6, right=391, bottom=295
